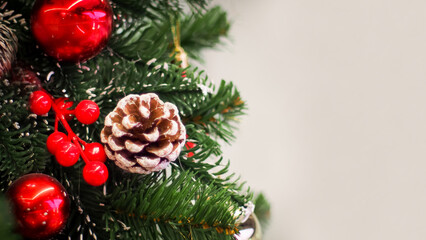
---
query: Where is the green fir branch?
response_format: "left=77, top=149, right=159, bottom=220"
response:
left=104, top=170, right=240, bottom=239
left=0, top=84, right=50, bottom=191
left=180, top=124, right=251, bottom=204
left=110, top=8, right=170, bottom=61
left=184, top=80, right=246, bottom=143
left=253, top=193, right=271, bottom=230
left=0, top=194, right=21, bottom=240
left=181, top=6, right=230, bottom=61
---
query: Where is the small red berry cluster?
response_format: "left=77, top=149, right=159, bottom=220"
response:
left=28, top=90, right=108, bottom=186
left=185, top=135, right=196, bottom=158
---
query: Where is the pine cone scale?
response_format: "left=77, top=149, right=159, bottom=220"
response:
left=146, top=141, right=174, bottom=157
left=135, top=156, right=160, bottom=168
left=112, top=123, right=129, bottom=138
left=122, top=115, right=141, bottom=129
left=108, top=136, right=125, bottom=151
left=104, top=145, right=116, bottom=160
left=125, top=140, right=147, bottom=153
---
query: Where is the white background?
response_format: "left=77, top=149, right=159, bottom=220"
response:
left=202, top=0, right=426, bottom=239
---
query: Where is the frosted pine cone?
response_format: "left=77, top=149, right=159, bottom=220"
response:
left=100, top=93, right=186, bottom=174
left=0, top=24, right=17, bottom=77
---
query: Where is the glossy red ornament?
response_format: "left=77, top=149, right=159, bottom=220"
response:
left=46, top=132, right=68, bottom=154
left=29, top=90, right=52, bottom=115
left=75, top=100, right=100, bottom=124
left=83, top=161, right=108, bottom=186
left=84, top=142, right=106, bottom=162
left=6, top=173, right=70, bottom=239
left=55, top=141, right=80, bottom=167
left=31, top=0, right=113, bottom=62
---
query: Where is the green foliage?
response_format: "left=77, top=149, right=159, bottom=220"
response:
left=0, top=194, right=21, bottom=240
left=254, top=193, right=271, bottom=229
left=186, top=80, right=246, bottom=143
left=110, top=7, right=170, bottom=61
left=44, top=163, right=244, bottom=239
left=112, top=4, right=230, bottom=62
left=180, top=124, right=251, bottom=204
left=104, top=170, right=239, bottom=239
left=114, top=0, right=209, bottom=16
left=0, top=83, right=50, bottom=191
left=181, top=6, right=230, bottom=61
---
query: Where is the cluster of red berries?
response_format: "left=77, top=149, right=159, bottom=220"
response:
left=29, top=90, right=108, bottom=186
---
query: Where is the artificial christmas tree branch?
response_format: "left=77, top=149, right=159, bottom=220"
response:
left=104, top=170, right=241, bottom=239
left=181, top=6, right=230, bottom=61
left=0, top=0, right=269, bottom=239
left=0, top=84, right=50, bottom=191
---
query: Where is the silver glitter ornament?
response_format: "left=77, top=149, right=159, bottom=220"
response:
left=234, top=213, right=262, bottom=240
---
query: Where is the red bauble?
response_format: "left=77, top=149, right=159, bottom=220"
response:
left=31, top=0, right=113, bottom=62
left=55, top=141, right=80, bottom=167
left=83, top=161, right=108, bottom=186
left=6, top=173, right=70, bottom=239
left=29, top=90, right=52, bottom=115
left=84, top=142, right=107, bottom=162
left=46, top=132, right=68, bottom=154
left=75, top=100, right=100, bottom=124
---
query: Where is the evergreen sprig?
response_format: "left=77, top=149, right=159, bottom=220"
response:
left=110, top=7, right=170, bottom=61
left=180, top=124, right=251, bottom=204
left=254, top=193, right=271, bottom=230
left=104, top=170, right=240, bottom=239
left=181, top=6, right=230, bottom=61
left=184, top=80, right=246, bottom=143
left=0, top=194, right=21, bottom=240
left=0, top=83, right=50, bottom=191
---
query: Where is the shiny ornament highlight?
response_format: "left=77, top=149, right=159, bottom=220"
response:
left=83, top=161, right=108, bottom=186
left=84, top=142, right=107, bottom=163
left=55, top=141, right=80, bottom=167
left=29, top=90, right=52, bottom=115
left=75, top=100, right=100, bottom=124
left=46, top=132, right=68, bottom=154
left=6, top=173, right=70, bottom=239
left=234, top=213, right=262, bottom=240
left=31, top=0, right=113, bottom=62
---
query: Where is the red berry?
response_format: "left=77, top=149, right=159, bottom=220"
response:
left=75, top=100, right=100, bottom=125
left=185, top=141, right=196, bottom=157
left=83, top=161, right=108, bottom=186
left=46, top=132, right=68, bottom=154
left=55, top=98, right=74, bottom=121
left=29, top=91, right=51, bottom=115
left=84, top=143, right=107, bottom=163
left=55, top=142, right=80, bottom=167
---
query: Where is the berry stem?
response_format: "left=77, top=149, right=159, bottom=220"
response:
left=64, top=109, right=75, bottom=116
left=78, top=138, right=88, bottom=147
left=73, top=139, right=90, bottom=165
left=54, top=117, right=59, bottom=132
left=47, top=93, right=91, bottom=164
